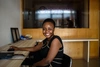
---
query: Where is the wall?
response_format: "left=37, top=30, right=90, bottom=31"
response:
left=22, top=0, right=99, bottom=59
left=0, top=0, right=21, bottom=46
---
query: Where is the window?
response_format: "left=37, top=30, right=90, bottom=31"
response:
left=35, top=9, right=76, bottom=28
left=23, top=0, right=89, bottom=28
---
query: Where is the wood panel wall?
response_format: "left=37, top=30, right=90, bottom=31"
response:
left=21, top=0, right=99, bottom=59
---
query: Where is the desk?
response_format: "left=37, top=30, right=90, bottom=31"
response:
left=0, top=39, right=36, bottom=67
left=62, top=39, right=99, bottom=62
left=38, top=38, right=99, bottom=62
left=0, top=39, right=99, bottom=67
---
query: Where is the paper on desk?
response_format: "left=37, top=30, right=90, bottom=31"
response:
left=11, top=54, right=25, bottom=59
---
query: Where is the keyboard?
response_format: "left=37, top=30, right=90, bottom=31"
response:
left=0, top=52, right=14, bottom=59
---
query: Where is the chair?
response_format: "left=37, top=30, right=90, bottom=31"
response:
left=11, top=28, right=20, bottom=43
left=15, top=28, right=20, bottom=41
left=62, top=54, right=72, bottom=67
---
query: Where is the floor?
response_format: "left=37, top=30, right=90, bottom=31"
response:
left=21, top=58, right=100, bottom=67
left=72, top=59, right=100, bottom=67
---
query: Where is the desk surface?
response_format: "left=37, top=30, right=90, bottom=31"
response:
left=0, top=39, right=36, bottom=67
left=62, top=38, right=98, bottom=42
left=0, top=39, right=36, bottom=51
left=37, top=38, right=99, bottom=42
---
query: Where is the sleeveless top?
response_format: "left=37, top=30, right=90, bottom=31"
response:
left=40, top=35, right=63, bottom=67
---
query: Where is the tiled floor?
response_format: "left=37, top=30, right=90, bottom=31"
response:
left=72, top=59, right=100, bottom=67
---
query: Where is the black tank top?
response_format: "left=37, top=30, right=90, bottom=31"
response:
left=40, top=35, right=63, bottom=67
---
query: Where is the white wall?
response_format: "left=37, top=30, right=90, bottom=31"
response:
left=0, top=0, right=21, bottom=46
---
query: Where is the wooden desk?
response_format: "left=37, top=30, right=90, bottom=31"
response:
left=0, top=39, right=36, bottom=67
left=62, top=39, right=99, bottom=62
left=0, top=39, right=98, bottom=67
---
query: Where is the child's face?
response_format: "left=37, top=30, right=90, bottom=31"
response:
left=42, top=22, right=55, bottom=39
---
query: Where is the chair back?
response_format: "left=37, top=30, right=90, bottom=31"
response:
left=11, top=28, right=20, bottom=43
left=62, top=54, right=72, bottom=67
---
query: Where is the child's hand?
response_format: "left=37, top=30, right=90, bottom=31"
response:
left=10, top=46, right=19, bottom=50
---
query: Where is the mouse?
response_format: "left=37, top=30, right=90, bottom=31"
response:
left=7, top=48, right=15, bottom=51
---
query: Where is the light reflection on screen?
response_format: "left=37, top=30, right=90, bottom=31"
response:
left=36, top=9, right=75, bottom=19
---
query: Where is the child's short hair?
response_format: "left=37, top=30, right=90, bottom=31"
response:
left=42, top=18, right=55, bottom=28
